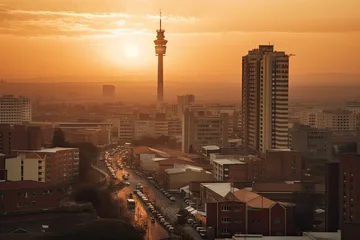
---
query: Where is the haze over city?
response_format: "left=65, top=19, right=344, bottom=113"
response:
left=0, top=1, right=360, bottom=240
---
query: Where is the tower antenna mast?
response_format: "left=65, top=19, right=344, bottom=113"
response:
left=159, top=10, right=162, bottom=31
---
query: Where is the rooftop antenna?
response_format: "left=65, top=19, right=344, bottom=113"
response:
left=159, top=10, right=162, bottom=31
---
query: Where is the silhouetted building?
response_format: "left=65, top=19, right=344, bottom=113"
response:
left=241, top=45, right=290, bottom=153
left=339, top=154, right=360, bottom=228
left=102, top=85, right=115, bottom=97
left=325, top=161, right=339, bottom=232
left=154, top=12, right=168, bottom=105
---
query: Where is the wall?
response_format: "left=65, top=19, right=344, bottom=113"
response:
left=5, top=156, right=22, bottom=181
left=166, top=169, right=213, bottom=190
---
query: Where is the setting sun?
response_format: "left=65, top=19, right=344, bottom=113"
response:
left=124, top=43, right=140, bottom=58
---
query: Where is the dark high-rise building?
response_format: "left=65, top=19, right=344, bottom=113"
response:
left=154, top=12, right=168, bottom=104
left=325, top=161, right=339, bottom=232
left=102, top=85, right=115, bottom=97
left=339, top=154, right=360, bottom=228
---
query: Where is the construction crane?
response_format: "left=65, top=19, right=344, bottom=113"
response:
left=288, top=53, right=296, bottom=57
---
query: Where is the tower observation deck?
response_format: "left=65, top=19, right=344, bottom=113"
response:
left=154, top=12, right=168, bottom=104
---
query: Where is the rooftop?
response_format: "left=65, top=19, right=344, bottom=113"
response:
left=229, top=189, right=277, bottom=209
left=202, top=182, right=239, bottom=197
left=165, top=164, right=209, bottom=175
left=0, top=180, right=55, bottom=191
left=16, top=147, right=78, bottom=153
left=202, top=145, right=220, bottom=151
left=213, top=158, right=245, bottom=165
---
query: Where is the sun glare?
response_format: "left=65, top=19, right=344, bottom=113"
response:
left=124, top=43, right=140, bottom=58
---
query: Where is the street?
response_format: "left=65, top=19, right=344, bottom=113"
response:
left=111, top=155, right=170, bottom=240
left=108, top=150, right=203, bottom=240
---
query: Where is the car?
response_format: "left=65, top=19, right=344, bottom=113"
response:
left=159, top=218, right=165, bottom=223
left=125, top=182, right=130, bottom=186
left=196, top=227, right=205, bottom=232
left=170, top=197, right=176, bottom=202
left=151, top=217, right=155, bottom=223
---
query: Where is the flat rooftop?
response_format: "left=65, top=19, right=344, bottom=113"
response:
left=16, top=147, right=78, bottom=153
left=213, top=159, right=245, bottom=165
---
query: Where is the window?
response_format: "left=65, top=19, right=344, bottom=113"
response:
left=221, top=205, right=231, bottom=211
left=221, top=217, right=231, bottom=223
left=274, top=218, right=282, bottom=224
left=16, top=203, right=21, bottom=208
left=251, top=219, right=260, bottom=224
left=221, top=228, right=230, bottom=234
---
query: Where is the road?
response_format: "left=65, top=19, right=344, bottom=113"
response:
left=110, top=151, right=203, bottom=240
left=111, top=154, right=169, bottom=240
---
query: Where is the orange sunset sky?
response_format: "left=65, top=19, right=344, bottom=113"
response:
left=0, top=0, right=360, bottom=84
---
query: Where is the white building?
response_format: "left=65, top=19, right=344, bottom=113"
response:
left=259, top=51, right=289, bottom=152
left=0, top=95, right=32, bottom=124
left=168, top=118, right=182, bottom=142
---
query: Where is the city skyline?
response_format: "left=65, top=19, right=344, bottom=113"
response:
left=1, top=0, right=360, bottom=87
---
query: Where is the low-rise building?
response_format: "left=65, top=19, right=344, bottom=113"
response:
left=164, top=164, right=213, bottom=190
left=206, top=189, right=295, bottom=237
left=6, top=147, right=79, bottom=185
left=0, top=180, right=64, bottom=214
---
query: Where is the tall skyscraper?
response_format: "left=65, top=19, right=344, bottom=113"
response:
left=154, top=12, right=168, bottom=105
left=102, top=85, right=115, bottom=97
left=0, top=95, right=32, bottom=124
left=241, top=45, right=290, bottom=153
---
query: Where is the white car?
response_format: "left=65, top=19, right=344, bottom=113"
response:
left=125, top=182, right=130, bottom=186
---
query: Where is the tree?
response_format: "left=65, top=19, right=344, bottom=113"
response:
left=52, top=128, right=67, bottom=147
left=72, top=186, right=131, bottom=221
left=71, top=142, right=99, bottom=181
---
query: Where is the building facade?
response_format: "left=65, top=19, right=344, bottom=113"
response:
left=289, top=123, right=332, bottom=160
left=0, top=180, right=64, bottom=214
left=0, top=95, right=31, bottom=124
left=242, top=45, right=290, bottom=153
left=182, top=109, right=229, bottom=153
left=0, top=124, right=42, bottom=157
left=339, top=154, right=360, bottom=227
left=5, top=148, right=79, bottom=185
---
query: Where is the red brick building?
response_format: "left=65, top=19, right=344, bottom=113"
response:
left=206, top=189, right=295, bottom=237
left=6, top=148, right=79, bottom=185
left=339, top=154, right=360, bottom=228
left=0, top=181, right=64, bottom=214
left=0, top=124, right=42, bottom=157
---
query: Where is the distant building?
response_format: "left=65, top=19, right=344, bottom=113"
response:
left=339, top=154, right=360, bottom=228
left=102, top=85, right=115, bottom=97
left=0, top=124, right=42, bottom=157
left=289, top=123, right=333, bottom=160
left=182, top=109, right=229, bottom=153
left=300, top=109, right=357, bottom=131
left=345, top=101, right=360, bottom=114
left=134, top=120, right=155, bottom=140
left=241, top=45, right=290, bottom=153
left=0, top=180, right=64, bottom=214
left=0, top=95, right=31, bottom=124
left=5, top=147, right=79, bottom=185
left=265, top=149, right=302, bottom=181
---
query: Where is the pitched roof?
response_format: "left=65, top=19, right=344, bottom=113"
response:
left=202, top=183, right=239, bottom=197
left=230, top=189, right=276, bottom=209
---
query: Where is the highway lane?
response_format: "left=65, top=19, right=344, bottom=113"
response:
left=111, top=155, right=169, bottom=240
